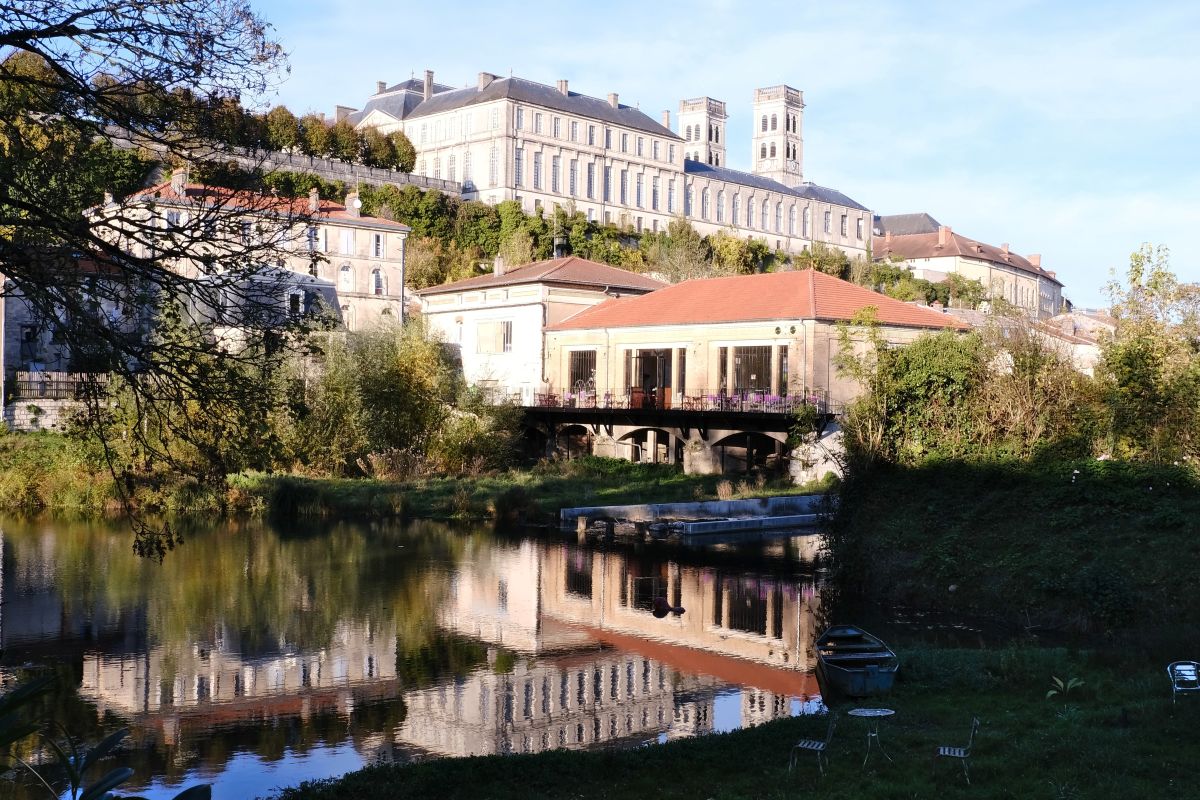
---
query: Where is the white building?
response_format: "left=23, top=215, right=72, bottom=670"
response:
left=343, top=72, right=870, bottom=258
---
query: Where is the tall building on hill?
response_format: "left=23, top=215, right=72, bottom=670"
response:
left=750, top=85, right=804, bottom=188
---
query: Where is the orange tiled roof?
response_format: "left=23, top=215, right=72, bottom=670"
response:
left=130, top=182, right=411, bottom=231
left=416, top=255, right=666, bottom=294
left=547, top=269, right=970, bottom=331
left=873, top=230, right=1060, bottom=285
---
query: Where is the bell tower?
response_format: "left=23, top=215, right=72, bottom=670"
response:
left=750, top=85, right=803, bottom=186
left=677, top=97, right=727, bottom=166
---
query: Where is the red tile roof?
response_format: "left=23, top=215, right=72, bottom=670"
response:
left=547, top=269, right=970, bottom=331
left=130, top=182, right=411, bottom=231
left=416, top=255, right=666, bottom=294
left=873, top=230, right=1060, bottom=285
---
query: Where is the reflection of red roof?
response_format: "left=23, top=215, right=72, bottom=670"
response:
left=549, top=269, right=968, bottom=331
left=417, top=256, right=666, bottom=295
left=570, top=623, right=821, bottom=699
left=130, top=182, right=411, bottom=231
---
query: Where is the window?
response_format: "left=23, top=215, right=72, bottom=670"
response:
left=700, top=188, right=709, bottom=220
left=433, top=157, right=440, bottom=179
left=652, top=140, right=660, bottom=160
left=447, top=154, right=456, bottom=182
left=491, top=108, right=499, bottom=129
left=714, top=127, right=720, bottom=143
left=605, top=128, right=612, bottom=149
left=856, top=217, right=864, bottom=240
left=420, top=123, right=427, bottom=143
left=747, top=198, right=754, bottom=228
left=551, top=155, right=560, bottom=192
left=761, top=200, right=770, bottom=231
left=514, top=147, right=524, bottom=186
left=635, top=172, right=642, bottom=206
left=716, top=190, right=724, bottom=223
left=477, top=320, right=513, bottom=353
left=532, top=152, right=542, bottom=189
left=570, top=120, right=578, bottom=141
left=685, top=125, right=692, bottom=141
left=620, top=132, right=628, bottom=152
left=636, top=136, right=644, bottom=156
left=840, top=214, right=848, bottom=236
left=371, top=267, right=386, bottom=296
left=802, top=207, right=811, bottom=238
left=732, top=194, right=740, bottom=226
left=338, top=264, right=353, bottom=291
left=569, top=159, right=578, bottom=196
left=620, top=170, right=628, bottom=204
left=463, top=151, right=472, bottom=183
left=651, top=176, right=659, bottom=210
left=775, top=202, right=782, bottom=233
left=760, top=115, right=767, bottom=132
left=604, top=166, right=612, bottom=201
left=588, top=125, right=596, bottom=145
left=586, top=163, right=595, bottom=198
left=307, top=225, right=319, bottom=252
left=288, top=293, right=302, bottom=317
left=569, top=350, right=597, bottom=390
left=340, top=229, right=354, bottom=255
left=372, top=233, right=383, bottom=258
left=165, top=210, right=181, bottom=227
left=668, top=144, right=676, bottom=162
left=823, top=210, right=832, bottom=234
left=515, top=107, right=524, bottom=130
left=771, top=113, right=778, bottom=131
left=534, top=112, right=543, bottom=134
left=769, top=143, right=776, bottom=158
left=788, top=206, right=796, bottom=236
left=489, top=146, right=498, bottom=187
left=667, top=179, right=675, bottom=213
left=759, top=144, right=766, bottom=159
left=553, top=116, right=560, bottom=137
left=684, top=187, right=692, bottom=216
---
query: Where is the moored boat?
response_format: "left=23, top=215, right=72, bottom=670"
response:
left=815, top=625, right=899, bottom=697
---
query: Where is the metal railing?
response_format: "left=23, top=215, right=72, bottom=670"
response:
left=526, top=389, right=835, bottom=416
left=6, top=371, right=107, bottom=402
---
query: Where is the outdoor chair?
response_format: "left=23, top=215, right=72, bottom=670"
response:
left=1168, top=661, right=1200, bottom=705
left=935, top=716, right=979, bottom=784
left=789, top=712, right=837, bottom=777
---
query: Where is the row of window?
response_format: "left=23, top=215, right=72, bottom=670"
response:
left=513, top=148, right=678, bottom=213
left=687, top=189, right=865, bottom=240
left=760, top=112, right=799, bottom=134
left=415, top=107, right=501, bottom=144
left=514, top=106, right=675, bottom=163
left=336, top=263, right=388, bottom=296
left=683, top=123, right=720, bottom=144
left=305, top=227, right=388, bottom=258
left=757, top=142, right=798, bottom=161
left=686, top=151, right=722, bottom=166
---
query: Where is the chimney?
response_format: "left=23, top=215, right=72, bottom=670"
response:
left=1047, top=269, right=1056, bottom=278
left=308, top=187, right=320, bottom=213
left=1001, top=242, right=1010, bottom=255
left=1029, top=254, right=1042, bottom=268
left=661, top=110, right=671, bottom=128
left=607, top=92, right=619, bottom=108
left=937, top=225, right=952, bottom=247
left=478, top=72, right=496, bottom=91
left=493, top=255, right=507, bottom=277
left=170, top=166, right=188, bottom=196
left=376, top=80, right=387, bottom=94
left=556, top=79, right=569, bottom=95
left=344, top=191, right=360, bottom=218
left=423, top=69, right=433, bottom=101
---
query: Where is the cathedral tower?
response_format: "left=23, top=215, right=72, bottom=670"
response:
left=750, top=85, right=803, bottom=186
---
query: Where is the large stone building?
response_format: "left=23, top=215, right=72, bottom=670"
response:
left=341, top=71, right=871, bottom=258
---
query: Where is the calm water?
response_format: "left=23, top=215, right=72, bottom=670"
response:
left=0, top=517, right=827, bottom=798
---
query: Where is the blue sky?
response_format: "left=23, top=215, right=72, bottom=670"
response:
left=253, top=0, right=1199, bottom=307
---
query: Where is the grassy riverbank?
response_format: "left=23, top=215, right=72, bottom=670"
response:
left=275, top=643, right=1194, bottom=800
left=831, top=459, right=1200, bottom=633
left=0, top=432, right=816, bottom=521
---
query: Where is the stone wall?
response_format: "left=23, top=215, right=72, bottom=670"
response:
left=4, top=399, right=80, bottom=431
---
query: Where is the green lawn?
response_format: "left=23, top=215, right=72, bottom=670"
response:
left=274, top=645, right=1194, bottom=800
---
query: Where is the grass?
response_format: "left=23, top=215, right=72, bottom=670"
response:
left=273, top=644, right=1195, bottom=800
left=830, top=458, right=1200, bottom=633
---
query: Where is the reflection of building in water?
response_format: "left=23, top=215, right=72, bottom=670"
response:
left=79, top=620, right=399, bottom=743
left=540, top=544, right=821, bottom=678
left=438, top=540, right=592, bottom=653
left=741, top=687, right=792, bottom=728
left=396, top=651, right=718, bottom=757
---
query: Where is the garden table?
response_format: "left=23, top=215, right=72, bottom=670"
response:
left=847, top=707, right=895, bottom=767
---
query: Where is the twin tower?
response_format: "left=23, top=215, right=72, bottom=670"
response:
left=676, top=85, right=805, bottom=188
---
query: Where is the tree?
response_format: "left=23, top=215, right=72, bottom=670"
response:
left=359, top=127, right=393, bottom=168
left=640, top=217, right=719, bottom=282
left=386, top=130, right=416, bottom=172
left=298, top=113, right=330, bottom=156
left=263, top=105, right=302, bottom=152
left=327, top=118, right=359, bottom=162
left=0, top=1, right=298, bottom=554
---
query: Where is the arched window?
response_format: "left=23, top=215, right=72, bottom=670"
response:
left=770, top=114, right=777, bottom=131
left=762, top=200, right=770, bottom=231
left=371, top=267, right=386, bottom=296
left=731, top=193, right=740, bottom=225
left=802, top=206, right=811, bottom=238
left=447, top=154, right=456, bottom=182
left=701, top=188, right=710, bottom=220
left=759, top=144, right=767, bottom=159
left=685, top=125, right=692, bottom=141
left=760, top=115, right=767, bottom=132
left=716, top=190, right=725, bottom=223
left=769, top=143, right=776, bottom=158
left=747, top=198, right=754, bottom=228
left=432, top=157, right=440, bottom=179
left=707, top=152, right=713, bottom=165
left=341, top=304, right=353, bottom=331
left=714, top=127, right=720, bottom=143
left=684, top=187, right=693, bottom=216
left=789, top=205, right=797, bottom=235
left=714, top=153, right=720, bottom=166
left=775, top=202, right=782, bottom=233
left=338, top=264, right=354, bottom=292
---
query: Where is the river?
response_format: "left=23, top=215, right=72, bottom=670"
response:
left=0, top=516, right=827, bottom=798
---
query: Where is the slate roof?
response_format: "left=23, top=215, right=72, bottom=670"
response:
left=683, top=161, right=870, bottom=211
left=873, top=212, right=942, bottom=236
left=548, top=269, right=969, bottom=331
left=417, top=256, right=667, bottom=295
left=347, top=78, right=456, bottom=127
left=873, top=230, right=1061, bottom=285
left=401, top=77, right=680, bottom=139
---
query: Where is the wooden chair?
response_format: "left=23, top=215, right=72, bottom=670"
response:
left=789, top=712, right=837, bottom=777
left=1168, top=661, right=1200, bottom=705
left=935, top=716, right=980, bottom=784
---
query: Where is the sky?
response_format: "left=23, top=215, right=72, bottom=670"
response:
left=252, top=0, right=1200, bottom=308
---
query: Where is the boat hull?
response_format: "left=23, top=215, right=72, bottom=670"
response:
left=816, top=658, right=898, bottom=697
left=815, top=625, right=899, bottom=698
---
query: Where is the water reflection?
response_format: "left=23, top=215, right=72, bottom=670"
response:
left=0, top=518, right=823, bottom=797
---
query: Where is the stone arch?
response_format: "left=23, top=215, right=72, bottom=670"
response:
left=557, top=423, right=593, bottom=460
left=616, top=427, right=683, bottom=465
left=710, top=431, right=789, bottom=474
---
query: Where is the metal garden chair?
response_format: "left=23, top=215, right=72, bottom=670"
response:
left=1168, top=661, right=1200, bottom=705
left=789, top=712, right=837, bottom=777
left=935, top=716, right=980, bottom=784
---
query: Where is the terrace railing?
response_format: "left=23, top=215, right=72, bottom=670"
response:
left=6, top=371, right=107, bottom=403
left=527, top=389, right=837, bottom=416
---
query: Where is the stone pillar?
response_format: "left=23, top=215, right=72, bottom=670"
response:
left=681, top=436, right=719, bottom=474
left=646, top=429, right=658, bottom=463
left=725, top=347, right=736, bottom=395
left=770, top=345, right=780, bottom=396
left=669, top=348, right=681, bottom=407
